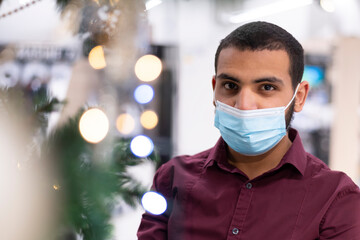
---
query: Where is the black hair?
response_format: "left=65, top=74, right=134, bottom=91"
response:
left=214, top=21, right=304, bottom=89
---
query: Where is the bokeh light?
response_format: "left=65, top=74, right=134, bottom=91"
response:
left=79, top=108, right=109, bottom=144
left=320, top=0, right=335, bottom=12
left=134, top=54, right=162, bottom=82
left=130, top=135, right=154, bottom=158
left=302, top=65, right=324, bottom=88
left=141, top=191, right=167, bottom=215
left=140, top=110, right=158, bottom=130
left=116, top=113, right=135, bottom=134
left=134, top=84, right=154, bottom=104
left=88, top=45, right=106, bottom=69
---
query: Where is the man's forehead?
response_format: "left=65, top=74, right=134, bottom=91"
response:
left=216, top=48, right=292, bottom=86
left=217, top=48, right=290, bottom=70
left=218, top=47, right=290, bottom=58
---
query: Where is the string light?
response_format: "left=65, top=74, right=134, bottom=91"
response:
left=130, top=135, right=154, bottom=158
left=79, top=108, right=109, bottom=144
left=134, top=54, right=162, bottom=82
left=88, top=46, right=107, bottom=70
left=116, top=113, right=135, bottom=134
left=0, top=0, right=43, bottom=20
left=140, top=110, right=158, bottom=130
left=141, top=191, right=167, bottom=215
left=134, top=84, right=154, bottom=104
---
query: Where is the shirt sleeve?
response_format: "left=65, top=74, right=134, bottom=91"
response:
left=137, top=163, right=174, bottom=240
left=319, top=186, right=360, bottom=239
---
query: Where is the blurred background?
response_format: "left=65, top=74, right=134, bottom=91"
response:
left=0, top=0, right=359, bottom=239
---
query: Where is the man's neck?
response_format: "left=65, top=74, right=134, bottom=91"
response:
left=227, top=134, right=293, bottom=180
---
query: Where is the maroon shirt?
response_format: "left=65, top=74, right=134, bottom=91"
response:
left=138, top=129, right=360, bottom=239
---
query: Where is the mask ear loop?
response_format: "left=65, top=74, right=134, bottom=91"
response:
left=285, top=83, right=300, bottom=131
left=213, top=91, right=219, bottom=114
left=285, top=83, right=300, bottom=110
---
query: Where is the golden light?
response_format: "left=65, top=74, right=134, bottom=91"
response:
left=116, top=113, right=135, bottom=134
left=88, top=45, right=106, bottom=69
left=134, top=54, right=162, bottom=82
left=79, top=108, right=109, bottom=144
left=53, top=185, right=60, bottom=190
left=140, top=110, right=158, bottom=129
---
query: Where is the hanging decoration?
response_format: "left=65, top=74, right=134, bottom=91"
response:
left=0, top=0, right=43, bottom=20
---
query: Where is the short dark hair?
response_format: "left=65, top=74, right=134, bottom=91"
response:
left=214, top=21, right=304, bottom=89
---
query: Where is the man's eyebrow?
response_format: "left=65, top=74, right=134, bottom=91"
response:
left=254, top=77, right=285, bottom=85
left=216, top=74, right=284, bottom=86
left=215, top=73, right=240, bottom=82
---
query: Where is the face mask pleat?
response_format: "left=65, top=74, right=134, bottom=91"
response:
left=216, top=109, right=285, bottom=132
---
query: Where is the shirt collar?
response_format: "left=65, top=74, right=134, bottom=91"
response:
left=204, top=128, right=307, bottom=176
left=278, top=128, right=307, bottom=176
left=204, top=137, right=227, bottom=168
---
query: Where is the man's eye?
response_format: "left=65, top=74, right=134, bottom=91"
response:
left=262, top=84, right=275, bottom=91
left=224, top=82, right=238, bottom=90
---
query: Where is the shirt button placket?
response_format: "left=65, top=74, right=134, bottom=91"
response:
left=227, top=181, right=254, bottom=239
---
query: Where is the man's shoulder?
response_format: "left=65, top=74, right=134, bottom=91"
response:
left=160, top=147, right=213, bottom=171
left=152, top=148, right=214, bottom=196
left=305, top=152, right=359, bottom=193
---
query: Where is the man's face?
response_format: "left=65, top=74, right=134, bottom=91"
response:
left=212, top=47, right=296, bottom=123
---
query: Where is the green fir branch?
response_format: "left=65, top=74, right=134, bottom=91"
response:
left=2, top=86, right=158, bottom=240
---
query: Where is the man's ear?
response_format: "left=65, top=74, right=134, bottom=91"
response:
left=212, top=75, right=216, bottom=90
left=212, top=76, right=216, bottom=106
left=294, top=81, right=310, bottom=112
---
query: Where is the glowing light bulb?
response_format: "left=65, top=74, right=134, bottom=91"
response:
left=134, top=84, right=154, bottom=104
left=140, top=110, right=158, bottom=130
left=116, top=113, right=135, bottom=134
left=141, top=191, right=167, bottom=215
left=134, top=54, right=162, bottom=82
left=79, top=108, right=109, bottom=144
left=320, top=0, right=335, bottom=12
left=130, top=135, right=154, bottom=158
left=88, top=45, right=106, bottom=69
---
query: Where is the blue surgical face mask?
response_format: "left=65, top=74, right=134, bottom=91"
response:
left=214, top=84, right=299, bottom=156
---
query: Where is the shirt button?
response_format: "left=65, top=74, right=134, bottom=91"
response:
left=232, top=228, right=239, bottom=235
left=246, top=183, right=252, bottom=189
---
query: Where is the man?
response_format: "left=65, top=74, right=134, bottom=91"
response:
left=137, top=21, right=360, bottom=239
